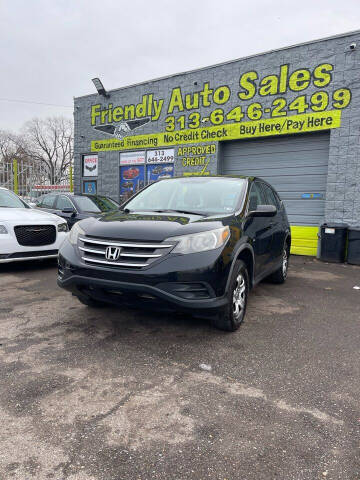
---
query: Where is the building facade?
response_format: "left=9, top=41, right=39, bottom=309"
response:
left=74, top=30, right=360, bottom=256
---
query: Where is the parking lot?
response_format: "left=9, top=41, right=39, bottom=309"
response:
left=0, top=256, right=359, bottom=480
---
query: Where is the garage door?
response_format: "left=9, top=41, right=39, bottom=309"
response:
left=220, top=132, right=330, bottom=256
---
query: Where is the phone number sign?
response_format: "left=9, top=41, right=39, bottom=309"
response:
left=146, top=148, right=174, bottom=164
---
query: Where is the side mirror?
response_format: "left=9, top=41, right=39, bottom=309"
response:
left=248, top=204, right=277, bottom=217
left=62, top=207, right=76, bottom=215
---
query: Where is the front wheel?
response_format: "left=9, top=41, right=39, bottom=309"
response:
left=211, top=260, right=249, bottom=332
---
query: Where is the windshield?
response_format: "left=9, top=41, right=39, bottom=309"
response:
left=0, top=189, right=29, bottom=208
left=124, top=177, right=246, bottom=215
left=75, top=195, right=119, bottom=213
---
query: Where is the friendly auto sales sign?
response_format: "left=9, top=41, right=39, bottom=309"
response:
left=83, top=154, right=98, bottom=176
left=90, top=62, right=351, bottom=152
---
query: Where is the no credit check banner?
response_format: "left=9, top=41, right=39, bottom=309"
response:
left=91, top=110, right=341, bottom=152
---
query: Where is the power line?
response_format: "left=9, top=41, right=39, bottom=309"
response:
left=0, top=98, right=73, bottom=108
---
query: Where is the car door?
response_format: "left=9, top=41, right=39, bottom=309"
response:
left=53, top=195, right=78, bottom=228
left=36, top=194, right=57, bottom=214
left=243, top=181, right=274, bottom=277
left=261, top=182, right=285, bottom=265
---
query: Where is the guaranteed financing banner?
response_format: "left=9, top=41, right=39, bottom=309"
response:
left=91, top=110, right=341, bottom=152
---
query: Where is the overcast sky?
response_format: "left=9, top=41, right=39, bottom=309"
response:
left=1, top=0, right=359, bottom=132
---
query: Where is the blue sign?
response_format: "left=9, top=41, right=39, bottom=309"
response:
left=301, top=193, right=323, bottom=199
left=146, top=163, right=174, bottom=183
left=83, top=180, right=97, bottom=194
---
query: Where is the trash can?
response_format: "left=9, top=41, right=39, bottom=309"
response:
left=347, top=228, right=360, bottom=265
left=319, top=223, right=348, bottom=263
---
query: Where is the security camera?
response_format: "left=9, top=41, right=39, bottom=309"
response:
left=349, top=42, right=356, bottom=50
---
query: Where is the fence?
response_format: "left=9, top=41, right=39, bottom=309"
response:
left=0, top=159, right=73, bottom=202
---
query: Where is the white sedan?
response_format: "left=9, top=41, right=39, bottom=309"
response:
left=0, top=187, right=68, bottom=264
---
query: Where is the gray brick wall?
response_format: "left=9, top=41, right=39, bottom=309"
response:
left=74, top=31, right=360, bottom=227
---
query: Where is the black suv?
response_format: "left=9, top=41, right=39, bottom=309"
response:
left=58, top=176, right=291, bottom=331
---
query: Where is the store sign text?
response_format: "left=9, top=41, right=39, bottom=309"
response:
left=178, top=144, right=216, bottom=167
left=119, top=151, right=145, bottom=165
left=146, top=149, right=174, bottom=163
left=90, top=62, right=350, bottom=152
left=92, top=110, right=341, bottom=151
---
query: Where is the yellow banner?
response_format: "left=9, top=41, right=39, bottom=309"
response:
left=91, top=110, right=341, bottom=152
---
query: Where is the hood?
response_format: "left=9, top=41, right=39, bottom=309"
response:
left=0, top=208, right=63, bottom=223
left=79, top=211, right=229, bottom=242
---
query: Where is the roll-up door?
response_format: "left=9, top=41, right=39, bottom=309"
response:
left=220, top=132, right=330, bottom=256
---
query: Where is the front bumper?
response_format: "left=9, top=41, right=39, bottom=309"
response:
left=0, top=232, right=68, bottom=264
left=57, top=238, right=231, bottom=313
left=0, top=250, right=59, bottom=264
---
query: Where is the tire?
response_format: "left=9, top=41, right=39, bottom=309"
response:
left=76, top=295, right=106, bottom=308
left=211, top=260, right=249, bottom=332
left=267, top=245, right=289, bottom=284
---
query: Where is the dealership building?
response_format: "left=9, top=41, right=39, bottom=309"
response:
left=74, top=30, right=360, bottom=256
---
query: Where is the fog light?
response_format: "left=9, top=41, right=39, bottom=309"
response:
left=156, top=282, right=213, bottom=299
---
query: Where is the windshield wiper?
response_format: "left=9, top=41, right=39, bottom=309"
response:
left=152, top=209, right=206, bottom=216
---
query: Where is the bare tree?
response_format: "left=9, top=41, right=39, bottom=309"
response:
left=23, top=117, right=73, bottom=184
left=0, top=130, right=29, bottom=186
left=0, top=129, right=27, bottom=163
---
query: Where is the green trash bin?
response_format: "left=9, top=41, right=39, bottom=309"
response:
left=347, top=228, right=360, bottom=265
left=319, top=223, right=348, bottom=263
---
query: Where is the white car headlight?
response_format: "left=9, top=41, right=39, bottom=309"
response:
left=0, top=225, right=8, bottom=234
left=57, top=223, right=69, bottom=233
left=166, top=226, right=230, bottom=254
left=69, top=222, right=85, bottom=245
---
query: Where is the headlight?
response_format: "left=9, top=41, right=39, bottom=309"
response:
left=57, top=223, right=69, bottom=233
left=0, top=225, right=8, bottom=234
left=166, top=226, right=230, bottom=254
left=69, top=222, right=85, bottom=245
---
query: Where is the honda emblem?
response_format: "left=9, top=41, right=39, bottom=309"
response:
left=105, top=246, right=121, bottom=261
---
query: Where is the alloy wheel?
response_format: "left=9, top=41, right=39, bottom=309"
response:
left=233, top=274, right=246, bottom=319
left=282, top=249, right=288, bottom=278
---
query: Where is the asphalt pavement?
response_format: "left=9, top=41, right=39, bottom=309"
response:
left=0, top=256, right=359, bottom=480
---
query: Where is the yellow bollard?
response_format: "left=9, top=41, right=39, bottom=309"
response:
left=69, top=163, right=73, bottom=192
left=13, top=159, right=18, bottom=194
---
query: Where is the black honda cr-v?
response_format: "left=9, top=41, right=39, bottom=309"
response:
left=58, top=176, right=291, bottom=331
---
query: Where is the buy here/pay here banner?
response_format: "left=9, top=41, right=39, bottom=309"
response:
left=91, top=110, right=342, bottom=152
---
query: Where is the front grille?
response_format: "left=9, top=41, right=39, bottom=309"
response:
left=78, top=236, right=174, bottom=269
left=14, top=225, right=56, bottom=246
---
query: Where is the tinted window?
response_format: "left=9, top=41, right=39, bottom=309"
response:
left=262, top=184, right=280, bottom=208
left=56, top=196, right=74, bottom=211
left=74, top=195, right=119, bottom=213
left=40, top=195, right=56, bottom=208
left=248, top=182, right=266, bottom=211
left=125, top=178, right=247, bottom=214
